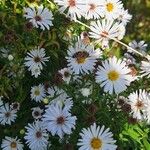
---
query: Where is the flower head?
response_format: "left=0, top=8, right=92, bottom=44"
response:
left=128, top=89, right=149, bottom=120
left=128, top=40, right=148, bottom=55
left=24, top=6, right=53, bottom=30
left=43, top=103, right=77, bottom=138
left=96, top=56, right=134, bottom=94
left=1, top=136, right=23, bottom=150
left=24, top=121, right=49, bottom=150
left=31, top=84, right=46, bottom=102
left=103, top=0, right=123, bottom=20
left=58, top=68, right=72, bottom=84
left=0, top=103, right=17, bottom=125
left=54, top=0, right=83, bottom=20
left=89, top=19, right=125, bottom=48
left=77, top=123, right=117, bottom=150
left=66, top=38, right=101, bottom=74
left=32, top=107, right=43, bottom=120
left=24, top=47, right=49, bottom=72
left=117, top=8, right=132, bottom=25
left=84, top=0, right=104, bottom=19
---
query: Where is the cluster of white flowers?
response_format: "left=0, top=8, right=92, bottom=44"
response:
left=1, top=0, right=150, bottom=150
left=54, top=0, right=132, bottom=48
left=54, top=0, right=131, bottom=21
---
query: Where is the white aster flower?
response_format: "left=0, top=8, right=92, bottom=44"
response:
left=66, top=38, right=101, bottom=74
left=128, top=89, right=149, bottom=120
left=24, top=121, right=49, bottom=150
left=84, top=0, right=104, bottom=19
left=8, top=55, right=14, bottom=61
left=54, top=0, right=83, bottom=20
left=1, top=136, right=23, bottom=150
left=24, top=47, right=49, bottom=71
left=89, top=19, right=124, bottom=48
left=80, top=87, right=92, bottom=97
left=96, top=56, right=134, bottom=94
left=31, top=66, right=41, bottom=78
left=47, top=86, right=73, bottom=110
left=102, top=0, right=123, bottom=20
left=141, top=59, right=150, bottom=78
left=128, top=40, right=148, bottom=55
left=10, top=102, right=20, bottom=111
left=58, top=67, right=72, bottom=84
left=31, top=84, right=46, bottom=102
left=24, top=6, right=53, bottom=30
left=0, top=103, right=17, bottom=125
left=117, top=8, right=132, bottom=25
left=32, top=107, right=43, bottom=120
left=77, top=123, right=117, bottom=150
left=43, top=103, right=77, bottom=138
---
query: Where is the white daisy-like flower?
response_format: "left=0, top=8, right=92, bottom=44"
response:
left=84, top=0, right=104, bottom=19
left=1, top=136, right=23, bottom=150
left=58, top=68, right=72, bottom=84
left=8, top=54, right=14, bottom=61
left=32, top=107, right=43, bottom=120
left=117, top=9, right=132, bottom=25
left=54, top=0, right=83, bottom=20
left=95, top=56, right=134, bottom=94
left=24, top=5, right=53, bottom=30
left=141, top=59, right=150, bottom=78
left=24, top=121, right=49, bottom=150
left=10, top=102, right=20, bottom=111
left=24, top=47, right=49, bottom=71
left=47, top=86, right=73, bottom=110
left=128, top=40, right=148, bottom=55
left=102, top=0, right=123, bottom=20
left=0, top=103, right=17, bottom=125
left=31, top=84, right=46, bottom=102
left=89, top=19, right=124, bottom=48
left=66, top=38, right=102, bottom=74
left=77, top=123, right=117, bottom=150
left=43, top=103, right=77, bottom=138
left=127, top=89, right=149, bottom=120
left=80, top=87, right=92, bottom=97
left=31, top=66, right=41, bottom=78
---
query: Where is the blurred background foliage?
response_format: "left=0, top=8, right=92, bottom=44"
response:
left=0, top=0, right=150, bottom=150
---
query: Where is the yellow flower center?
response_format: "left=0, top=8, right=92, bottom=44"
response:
left=34, top=89, right=40, bottom=96
left=108, top=70, right=119, bottom=81
left=73, top=51, right=89, bottom=64
left=91, top=138, right=102, bottom=149
left=106, top=3, right=114, bottom=12
left=10, top=141, right=17, bottom=148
